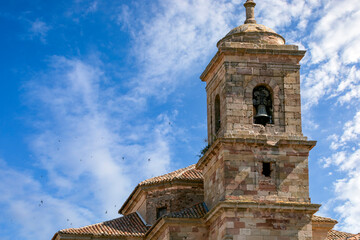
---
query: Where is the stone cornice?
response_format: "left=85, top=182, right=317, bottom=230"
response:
left=196, top=137, right=316, bottom=170
left=200, top=43, right=306, bottom=83
left=204, top=200, right=321, bottom=224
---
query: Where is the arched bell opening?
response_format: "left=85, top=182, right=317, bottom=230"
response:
left=253, top=85, right=273, bottom=126
left=215, top=94, right=221, bottom=133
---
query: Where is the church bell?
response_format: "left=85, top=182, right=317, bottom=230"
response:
left=254, top=104, right=270, bottom=125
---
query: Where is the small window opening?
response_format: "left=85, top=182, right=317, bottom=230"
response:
left=156, top=207, right=167, bottom=219
left=215, top=94, right=221, bottom=132
left=253, top=86, right=273, bottom=126
left=262, top=162, right=271, bottom=177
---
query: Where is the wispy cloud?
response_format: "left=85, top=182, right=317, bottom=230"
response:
left=320, top=109, right=360, bottom=232
left=0, top=55, right=177, bottom=239
left=301, top=0, right=360, bottom=108
left=3, top=0, right=360, bottom=238
left=0, top=159, right=93, bottom=239
left=118, top=0, right=241, bottom=102
left=297, top=0, right=360, bottom=232
left=28, top=19, right=50, bottom=43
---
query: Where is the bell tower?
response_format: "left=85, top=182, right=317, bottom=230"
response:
left=197, top=1, right=320, bottom=239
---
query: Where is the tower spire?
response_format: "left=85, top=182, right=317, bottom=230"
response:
left=244, top=0, right=257, bottom=24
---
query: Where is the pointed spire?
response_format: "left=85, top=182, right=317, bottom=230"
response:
left=244, top=0, right=257, bottom=24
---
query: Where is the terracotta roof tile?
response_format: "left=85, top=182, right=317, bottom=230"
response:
left=57, top=212, right=148, bottom=237
left=312, top=215, right=338, bottom=223
left=166, top=202, right=208, bottom=219
left=139, top=164, right=203, bottom=186
left=326, top=230, right=355, bottom=240
left=119, top=165, right=203, bottom=214
left=347, top=233, right=360, bottom=240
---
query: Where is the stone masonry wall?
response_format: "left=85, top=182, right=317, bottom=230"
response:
left=202, top=140, right=311, bottom=210
left=208, top=207, right=313, bottom=240
left=202, top=147, right=226, bottom=210
left=146, top=220, right=208, bottom=240
left=167, top=224, right=208, bottom=240
left=145, top=184, right=204, bottom=225
left=207, top=63, right=227, bottom=144
left=205, top=50, right=305, bottom=145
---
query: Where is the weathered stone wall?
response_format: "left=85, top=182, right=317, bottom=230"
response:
left=208, top=206, right=313, bottom=240
left=167, top=224, right=208, bottom=240
left=204, top=45, right=306, bottom=145
left=207, top=63, right=227, bottom=144
left=202, top=147, right=226, bottom=210
left=145, top=184, right=204, bottom=225
left=146, top=219, right=208, bottom=240
left=312, top=221, right=337, bottom=240
left=201, top=139, right=312, bottom=210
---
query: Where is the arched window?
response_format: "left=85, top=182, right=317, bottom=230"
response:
left=253, top=86, right=273, bottom=126
left=215, top=94, right=221, bottom=132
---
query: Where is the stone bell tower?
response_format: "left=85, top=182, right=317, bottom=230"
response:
left=196, top=1, right=320, bottom=239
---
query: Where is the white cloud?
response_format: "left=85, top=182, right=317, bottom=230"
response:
left=322, top=110, right=360, bottom=232
left=5, top=0, right=360, bottom=237
left=334, top=171, right=360, bottom=232
left=0, top=159, right=93, bottom=240
left=301, top=0, right=360, bottom=108
left=86, top=1, right=98, bottom=14
left=6, top=55, right=178, bottom=239
left=118, top=0, right=240, bottom=101
left=28, top=19, right=50, bottom=43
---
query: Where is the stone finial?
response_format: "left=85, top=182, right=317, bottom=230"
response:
left=244, top=0, right=257, bottom=24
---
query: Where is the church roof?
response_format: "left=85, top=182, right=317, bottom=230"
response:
left=217, top=0, right=285, bottom=46
left=53, top=212, right=149, bottom=239
left=312, top=215, right=338, bottom=223
left=165, top=202, right=208, bottom=219
left=138, top=164, right=203, bottom=186
left=326, top=230, right=356, bottom=240
left=119, top=164, right=203, bottom=214
left=53, top=203, right=207, bottom=240
left=53, top=164, right=355, bottom=240
left=347, top=233, right=360, bottom=240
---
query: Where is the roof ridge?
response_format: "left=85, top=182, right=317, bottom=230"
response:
left=59, top=212, right=145, bottom=233
left=174, top=164, right=196, bottom=179
left=139, top=164, right=199, bottom=186
left=312, top=215, right=338, bottom=223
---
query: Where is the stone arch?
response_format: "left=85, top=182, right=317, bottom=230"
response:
left=245, top=77, right=282, bottom=127
left=253, top=85, right=273, bottom=126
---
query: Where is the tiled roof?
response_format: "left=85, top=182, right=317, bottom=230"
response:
left=166, top=202, right=208, bottom=219
left=347, top=233, right=360, bottom=240
left=139, top=164, right=203, bottom=186
left=312, top=215, right=338, bottom=223
left=326, top=230, right=355, bottom=240
left=119, top=165, right=203, bottom=214
left=55, top=212, right=148, bottom=238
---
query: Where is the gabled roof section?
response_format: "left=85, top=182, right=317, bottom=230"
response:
left=139, top=164, right=203, bottom=186
left=312, top=215, right=338, bottom=223
left=53, top=212, right=149, bottom=239
left=166, top=202, right=208, bottom=219
left=119, top=164, right=203, bottom=215
left=326, top=230, right=355, bottom=240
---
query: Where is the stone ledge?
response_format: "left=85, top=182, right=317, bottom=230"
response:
left=204, top=200, right=321, bottom=223
left=196, top=137, right=317, bottom=170
left=219, top=42, right=299, bottom=51
left=200, top=46, right=305, bottom=82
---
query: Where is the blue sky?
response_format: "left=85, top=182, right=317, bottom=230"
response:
left=0, top=0, right=360, bottom=239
